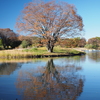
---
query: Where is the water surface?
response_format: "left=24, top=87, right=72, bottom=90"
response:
left=0, top=51, right=100, bottom=100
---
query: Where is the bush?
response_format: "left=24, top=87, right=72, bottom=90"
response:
left=20, top=40, right=30, bottom=48
left=0, top=39, right=4, bottom=49
left=85, top=44, right=98, bottom=49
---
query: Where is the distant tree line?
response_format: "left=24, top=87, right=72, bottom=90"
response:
left=17, top=36, right=100, bottom=50
left=0, top=28, right=86, bottom=49
left=1, top=28, right=100, bottom=50
left=18, top=36, right=86, bottom=48
left=56, top=37, right=86, bottom=48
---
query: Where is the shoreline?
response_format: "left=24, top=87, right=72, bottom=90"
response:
left=0, top=52, right=85, bottom=59
left=0, top=47, right=86, bottom=60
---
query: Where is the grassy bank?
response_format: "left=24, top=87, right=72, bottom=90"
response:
left=0, top=47, right=85, bottom=59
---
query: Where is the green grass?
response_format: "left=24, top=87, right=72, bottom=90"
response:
left=23, top=47, right=47, bottom=54
left=23, top=46, right=83, bottom=56
left=69, top=49, right=81, bottom=54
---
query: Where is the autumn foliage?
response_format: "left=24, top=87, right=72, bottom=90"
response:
left=57, top=37, right=86, bottom=48
left=16, top=0, right=83, bottom=52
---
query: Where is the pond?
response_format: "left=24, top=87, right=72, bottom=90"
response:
left=0, top=51, right=100, bottom=100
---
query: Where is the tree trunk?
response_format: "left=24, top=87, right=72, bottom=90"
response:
left=46, top=59, right=60, bottom=82
left=46, top=40, right=54, bottom=53
left=47, top=45, right=54, bottom=52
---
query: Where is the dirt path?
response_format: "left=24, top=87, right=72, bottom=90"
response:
left=72, top=48, right=87, bottom=52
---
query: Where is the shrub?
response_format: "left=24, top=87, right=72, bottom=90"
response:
left=85, top=44, right=98, bottom=49
left=0, top=39, right=4, bottom=49
left=20, top=40, right=30, bottom=48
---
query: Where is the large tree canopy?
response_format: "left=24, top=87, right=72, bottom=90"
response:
left=16, top=0, right=84, bottom=52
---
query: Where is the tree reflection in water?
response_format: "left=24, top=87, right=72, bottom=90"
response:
left=87, top=51, right=100, bottom=62
left=0, top=63, right=21, bottom=75
left=16, top=59, right=85, bottom=100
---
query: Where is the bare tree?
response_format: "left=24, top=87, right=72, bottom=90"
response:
left=16, top=0, right=84, bottom=52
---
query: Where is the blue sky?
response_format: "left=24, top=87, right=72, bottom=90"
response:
left=0, top=0, right=100, bottom=40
